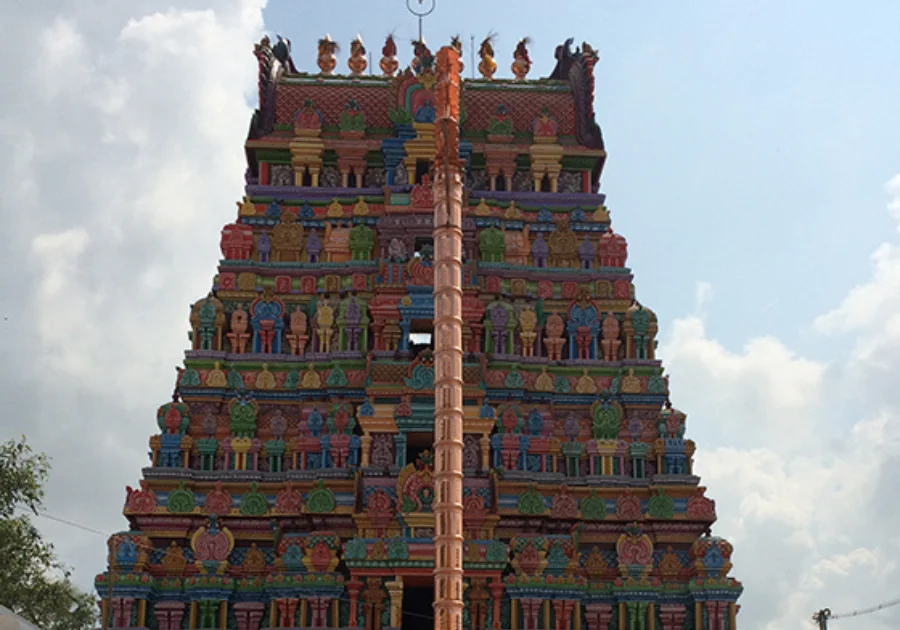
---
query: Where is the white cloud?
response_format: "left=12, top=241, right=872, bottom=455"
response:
left=0, top=0, right=265, bottom=600
left=660, top=174, right=900, bottom=629
left=1, top=3, right=899, bottom=630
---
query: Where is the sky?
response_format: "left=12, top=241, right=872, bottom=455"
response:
left=0, top=1, right=898, bottom=628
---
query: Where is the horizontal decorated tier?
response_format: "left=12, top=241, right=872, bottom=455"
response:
left=97, top=33, right=741, bottom=630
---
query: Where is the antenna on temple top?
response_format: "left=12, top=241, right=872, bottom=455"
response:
left=406, top=0, right=436, bottom=43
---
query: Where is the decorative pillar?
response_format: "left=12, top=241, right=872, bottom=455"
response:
left=489, top=580, right=505, bottom=630
left=394, top=433, right=407, bottom=467
left=386, top=578, right=404, bottom=628
left=155, top=602, right=187, bottom=630
left=585, top=603, right=613, bottom=630
left=233, top=602, right=265, bottom=630
left=658, top=604, right=686, bottom=630
left=361, top=433, right=372, bottom=466
left=480, top=434, right=491, bottom=471
left=112, top=597, right=135, bottom=628
left=347, top=578, right=363, bottom=627
left=432, top=44, right=465, bottom=630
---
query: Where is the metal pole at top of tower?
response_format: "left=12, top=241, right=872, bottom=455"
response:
left=406, top=0, right=436, bottom=42
left=432, top=45, right=463, bottom=630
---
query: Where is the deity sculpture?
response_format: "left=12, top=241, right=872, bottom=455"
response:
left=271, top=211, right=303, bottom=262
left=547, top=216, right=579, bottom=268
left=315, top=300, right=335, bottom=353
left=600, top=313, right=621, bottom=361
left=531, top=232, right=549, bottom=268
left=504, top=226, right=530, bottom=265
left=257, top=230, right=271, bottom=263
left=519, top=308, right=538, bottom=357
left=237, top=196, right=256, bottom=217
left=598, top=229, right=629, bottom=267
left=305, top=229, right=322, bottom=263
left=544, top=313, right=565, bottom=361
left=324, top=222, right=351, bottom=263
left=227, top=306, right=250, bottom=354
left=285, top=307, right=310, bottom=356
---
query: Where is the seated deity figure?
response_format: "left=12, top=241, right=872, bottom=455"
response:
left=271, top=212, right=304, bottom=262
left=519, top=308, right=538, bottom=357
left=285, top=308, right=310, bottom=356
left=601, top=313, right=621, bottom=361
left=543, top=312, right=565, bottom=361
left=227, top=306, right=250, bottom=354
left=316, top=301, right=335, bottom=353
left=504, top=226, right=530, bottom=265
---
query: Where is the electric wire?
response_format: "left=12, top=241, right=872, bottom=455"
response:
left=829, top=596, right=900, bottom=621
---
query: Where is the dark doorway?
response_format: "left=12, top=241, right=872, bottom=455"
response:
left=405, top=432, right=433, bottom=466
left=402, top=585, right=434, bottom=630
left=415, top=160, right=431, bottom=184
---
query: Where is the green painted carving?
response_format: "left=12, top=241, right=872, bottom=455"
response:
left=167, top=482, right=196, bottom=514
left=349, top=224, right=375, bottom=260
left=647, top=374, right=667, bottom=394
left=284, top=368, right=300, bottom=389
left=388, top=107, right=413, bottom=125
left=387, top=538, right=409, bottom=560
left=487, top=105, right=514, bottom=136
left=609, top=376, right=621, bottom=395
left=485, top=540, right=509, bottom=563
left=404, top=363, right=434, bottom=390
left=478, top=226, right=505, bottom=263
left=239, top=483, right=269, bottom=516
left=647, top=488, right=674, bottom=519
left=504, top=367, right=525, bottom=389
left=179, top=369, right=201, bottom=387
left=326, top=365, right=349, bottom=388
left=554, top=375, right=571, bottom=394
left=339, top=99, right=366, bottom=132
left=592, top=402, right=620, bottom=439
left=306, top=480, right=336, bottom=514
left=226, top=365, right=244, bottom=391
left=229, top=398, right=257, bottom=438
left=344, top=538, right=367, bottom=560
left=631, top=309, right=651, bottom=334
left=517, top=483, right=545, bottom=515
left=157, top=402, right=190, bottom=435
left=580, top=489, right=606, bottom=520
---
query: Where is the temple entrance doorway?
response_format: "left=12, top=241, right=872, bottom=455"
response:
left=405, top=432, right=432, bottom=466
left=402, top=582, right=434, bottom=630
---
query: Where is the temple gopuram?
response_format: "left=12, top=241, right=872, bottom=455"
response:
left=97, top=31, right=743, bottom=630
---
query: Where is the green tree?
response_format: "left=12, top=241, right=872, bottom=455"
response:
left=0, top=437, right=96, bottom=630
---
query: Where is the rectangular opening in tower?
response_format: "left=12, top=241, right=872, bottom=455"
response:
left=402, top=585, right=434, bottom=630
left=409, top=318, right=434, bottom=353
left=406, top=431, right=433, bottom=465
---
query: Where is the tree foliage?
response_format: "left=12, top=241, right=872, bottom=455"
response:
left=0, top=437, right=97, bottom=630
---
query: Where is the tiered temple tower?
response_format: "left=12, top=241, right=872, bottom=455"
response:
left=97, top=32, right=743, bottom=630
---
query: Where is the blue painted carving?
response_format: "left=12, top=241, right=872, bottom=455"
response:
left=566, top=299, right=600, bottom=360
left=250, top=296, right=285, bottom=354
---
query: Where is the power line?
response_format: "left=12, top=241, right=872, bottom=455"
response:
left=831, top=596, right=900, bottom=620
left=815, top=596, right=900, bottom=629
